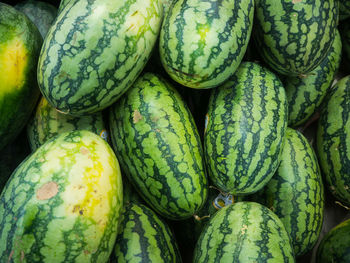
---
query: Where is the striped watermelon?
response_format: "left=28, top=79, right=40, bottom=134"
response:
left=316, top=218, right=350, bottom=262
left=109, top=72, right=208, bottom=220
left=317, top=75, right=350, bottom=205
left=159, top=0, right=254, bottom=89
left=284, top=30, right=342, bottom=127
left=0, top=3, right=42, bottom=151
left=37, top=0, right=163, bottom=116
left=15, top=0, right=58, bottom=38
left=0, top=130, right=123, bottom=262
left=193, top=202, right=295, bottom=262
left=204, top=62, right=288, bottom=195
left=27, top=96, right=108, bottom=152
left=113, top=203, right=182, bottom=263
left=57, top=0, right=70, bottom=13
left=251, top=128, right=324, bottom=256
left=254, top=0, right=338, bottom=76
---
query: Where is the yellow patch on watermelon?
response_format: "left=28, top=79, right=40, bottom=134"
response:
left=0, top=38, right=28, bottom=92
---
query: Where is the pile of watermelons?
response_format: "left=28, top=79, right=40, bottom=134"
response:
left=1, top=0, right=350, bottom=262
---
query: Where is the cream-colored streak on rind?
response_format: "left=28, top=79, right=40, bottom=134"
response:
left=0, top=130, right=123, bottom=262
left=37, top=0, right=163, bottom=116
left=159, top=0, right=254, bottom=89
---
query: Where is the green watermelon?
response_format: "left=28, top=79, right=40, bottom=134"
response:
left=193, top=202, right=295, bottom=262
left=204, top=62, right=288, bottom=195
left=27, top=96, right=108, bottom=152
left=109, top=72, right=208, bottom=220
left=38, top=0, right=163, bottom=116
left=113, top=203, right=182, bottom=263
left=251, top=128, right=324, bottom=256
left=254, top=0, right=338, bottom=75
left=57, top=0, right=71, bottom=13
left=0, top=130, right=123, bottom=262
left=284, top=29, right=342, bottom=127
left=0, top=3, right=42, bottom=151
left=316, top=218, right=350, bottom=262
left=15, top=0, right=58, bottom=38
left=317, top=75, right=350, bottom=205
left=159, top=0, right=254, bottom=89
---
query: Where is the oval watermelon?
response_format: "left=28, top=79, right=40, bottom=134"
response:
left=317, top=75, right=350, bottom=205
left=0, top=130, right=123, bottom=262
left=109, top=72, right=208, bottom=220
left=0, top=3, right=42, bottom=150
left=251, top=128, right=324, bottom=256
left=159, top=0, right=254, bottom=89
left=193, top=202, right=295, bottom=262
left=38, top=0, right=163, bottom=115
left=254, top=0, right=338, bottom=75
left=204, top=62, right=288, bottom=195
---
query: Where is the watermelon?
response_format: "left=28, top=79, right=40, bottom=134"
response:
left=109, top=72, right=208, bottom=220
left=254, top=0, right=338, bottom=76
left=251, top=128, right=324, bottom=256
left=37, top=0, right=163, bottom=116
left=0, top=3, right=42, bottom=151
left=15, top=0, right=58, bottom=38
left=27, top=96, right=108, bottom=152
left=317, top=75, right=350, bottom=205
left=284, top=29, right=342, bottom=127
left=159, top=0, right=254, bottom=89
left=193, top=201, right=295, bottom=262
left=0, top=130, right=123, bottom=262
left=316, top=218, right=350, bottom=262
left=113, top=203, right=182, bottom=263
left=204, top=62, right=288, bottom=195
left=57, top=0, right=71, bottom=13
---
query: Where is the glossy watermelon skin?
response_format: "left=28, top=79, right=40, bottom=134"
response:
left=0, top=3, right=42, bottom=151
left=15, top=0, right=58, bottom=38
left=113, top=203, right=182, bottom=263
left=284, top=30, right=342, bottom=127
left=317, top=76, right=350, bottom=205
left=193, top=202, right=295, bottom=262
left=254, top=0, right=338, bottom=76
left=109, top=72, right=208, bottom=220
left=204, top=62, right=288, bottom=195
left=57, top=0, right=70, bottom=13
left=252, top=128, right=324, bottom=256
left=27, top=96, right=108, bottom=152
left=159, top=0, right=254, bottom=89
left=0, top=130, right=123, bottom=262
left=38, top=0, right=163, bottom=116
left=316, top=218, right=350, bottom=263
